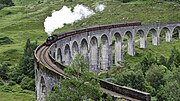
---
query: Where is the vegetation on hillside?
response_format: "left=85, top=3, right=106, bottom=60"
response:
left=0, top=0, right=14, bottom=9
left=99, top=47, right=180, bottom=100
left=0, top=39, right=37, bottom=90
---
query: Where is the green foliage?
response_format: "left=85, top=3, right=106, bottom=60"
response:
left=8, top=81, right=16, bottom=86
left=105, top=94, right=114, bottom=101
left=0, top=37, right=13, bottom=45
left=157, top=80, right=180, bottom=101
left=20, top=77, right=34, bottom=91
left=0, top=85, right=12, bottom=92
left=0, top=62, right=10, bottom=80
left=0, top=0, right=14, bottom=9
left=138, top=53, right=157, bottom=74
left=105, top=47, right=180, bottom=100
left=46, top=55, right=103, bottom=101
left=11, top=85, right=23, bottom=93
left=0, top=91, right=36, bottom=101
left=145, top=65, right=168, bottom=90
left=116, top=69, right=146, bottom=91
left=18, top=39, right=37, bottom=78
left=156, top=67, right=180, bottom=100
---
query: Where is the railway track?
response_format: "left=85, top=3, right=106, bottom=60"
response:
left=37, top=45, right=65, bottom=77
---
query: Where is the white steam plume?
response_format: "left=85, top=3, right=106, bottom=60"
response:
left=44, top=4, right=106, bottom=36
left=95, top=4, right=106, bottom=12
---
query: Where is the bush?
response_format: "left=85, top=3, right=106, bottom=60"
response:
left=20, top=77, right=35, bottom=91
left=8, top=80, right=16, bottom=86
left=0, top=0, right=15, bottom=6
left=28, top=79, right=35, bottom=91
left=16, top=74, right=25, bottom=84
left=0, top=62, right=10, bottom=80
left=0, top=37, right=13, bottom=45
left=20, top=77, right=31, bottom=90
left=12, top=85, right=23, bottom=92
left=1, top=85, right=12, bottom=92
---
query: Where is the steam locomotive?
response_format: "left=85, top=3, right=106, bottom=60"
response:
left=45, top=22, right=142, bottom=46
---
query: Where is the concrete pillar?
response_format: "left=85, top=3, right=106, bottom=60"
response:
left=101, top=44, right=109, bottom=70
left=71, top=42, right=79, bottom=60
left=101, top=35, right=109, bottom=70
left=89, top=38, right=98, bottom=72
left=115, top=40, right=124, bottom=65
left=165, top=30, right=172, bottom=42
left=139, top=32, right=147, bottom=48
left=64, top=45, right=71, bottom=65
left=37, top=77, right=47, bottom=101
left=127, top=30, right=135, bottom=56
left=57, top=48, right=62, bottom=63
left=80, top=40, right=88, bottom=63
left=128, top=37, right=135, bottom=56
left=144, top=35, right=148, bottom=48
left=108, top=45, right=113, bottom=68
left=152, top=30, right=160, bottom=46
left=97, top=46, right=101, bottom=72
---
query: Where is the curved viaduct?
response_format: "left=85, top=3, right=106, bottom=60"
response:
left=35, top=22, right=180, bottom=101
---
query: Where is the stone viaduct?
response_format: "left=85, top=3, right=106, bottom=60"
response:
left=35, top=22, right=180, bottom=101
left=49, top=22, right=180, bottom=72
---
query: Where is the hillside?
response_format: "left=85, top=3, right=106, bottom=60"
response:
left=0, top=0, right=180, bottom=64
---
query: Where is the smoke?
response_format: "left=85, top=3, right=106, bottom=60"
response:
left=44, top=4, right=106, bottom=36
left=95, top=4, right=106, bottom=12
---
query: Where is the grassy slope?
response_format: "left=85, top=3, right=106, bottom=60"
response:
left=124, top=39, right=180, bottom=67
left=0, top=92, right=35, bottom=101
left=0, top=0, right=179, bottom=64
left=0, top=0, right=180, bottom=100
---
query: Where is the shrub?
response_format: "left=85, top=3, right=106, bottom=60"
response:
left=1, top=85, right=12, bottom=92
left=20, top=77, right=35, bottom=91
left=12, top=85, right=23, bottom=92
left=0, top=62, right=10, bottom=80
left=28, top=79, right=35, bottom=91
left=0, top=37, right=13, bottom=45
left=8, top=80, right=16, bottom=86
left=20, top=77, right=31, bottom=90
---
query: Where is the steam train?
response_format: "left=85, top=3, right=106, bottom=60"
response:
left=45, top=22, right=142, bottom=46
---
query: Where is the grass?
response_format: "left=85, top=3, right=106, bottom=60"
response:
left=0, top=92, right=35, bottom=101
left=0, top=84, right=36, bottom=101
left=124, top=39, right=180, bottom=67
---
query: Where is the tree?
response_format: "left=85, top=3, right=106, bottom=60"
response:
left=0, top=62, right=10, bottom=80
left=157, top=67, right=180, bottom=101
left=116, top=69, right=146, bottom=91
left=0, top=0, right=14, bottom=9
left=46, top=55, right=103, bottom=101
left=20, top=76, right=35, bottom=91
left=18, top=39, right=38, bottom=78
left=157, top=80, right=180, bottom=101
left=145, top=65, right=168, bottom=91
left=138, top=53, right=157, bottom=75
